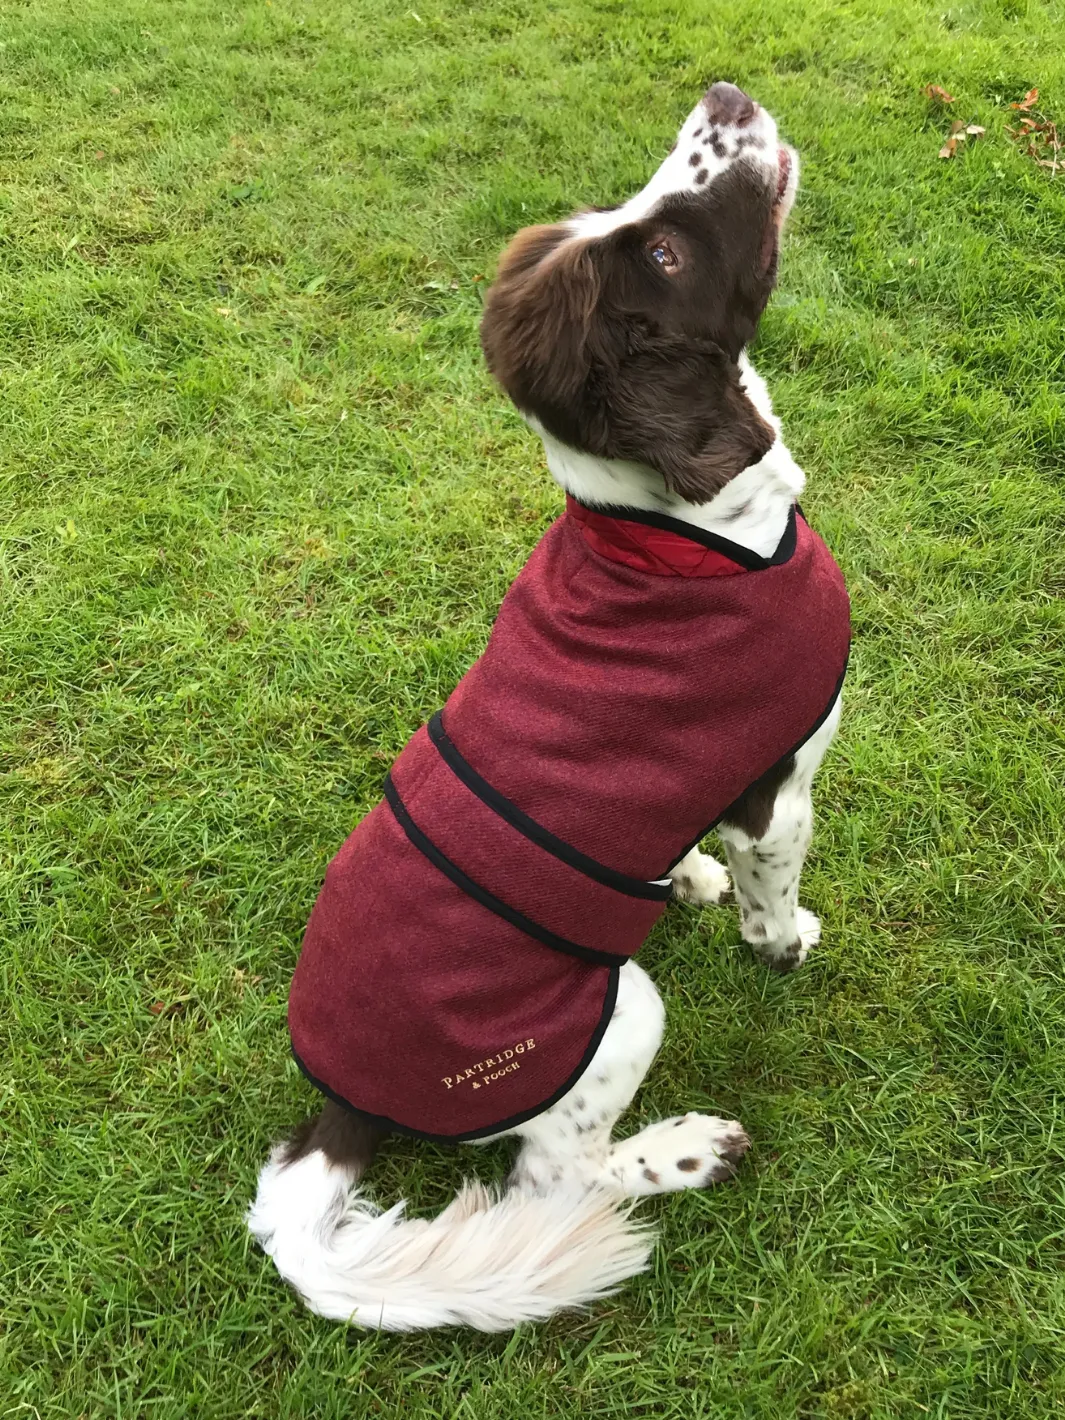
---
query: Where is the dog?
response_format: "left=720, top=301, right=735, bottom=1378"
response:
left=247, top=81, right=850, bottom=1332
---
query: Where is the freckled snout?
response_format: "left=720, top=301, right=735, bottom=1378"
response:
left=704, top=81, right=756, bottom=128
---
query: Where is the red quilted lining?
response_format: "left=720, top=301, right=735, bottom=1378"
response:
left=566, top=496, right=747, bottom=577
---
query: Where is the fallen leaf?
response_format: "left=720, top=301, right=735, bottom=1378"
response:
left=225, top=178, right=265, bottom=203
left=1005, top=92, right=1061, bottom=177
left=924, top=84, right=955, bottom=103
left=939, top=138, right=958, bottom=159
left=149, top=1001, right=166, bottom=1014
left=94, top=149, right=105, bottom=160
left=232, top=969, right=263, bottom=997
left=949, top=120, right=967, bottom=137
left=966, top=124, right=986, bottom=136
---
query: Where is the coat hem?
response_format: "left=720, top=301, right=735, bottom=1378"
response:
left=290, top=965, right=621, bottom=1144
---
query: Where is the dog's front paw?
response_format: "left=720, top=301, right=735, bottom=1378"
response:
left=671, top=849, right=731, bottom=906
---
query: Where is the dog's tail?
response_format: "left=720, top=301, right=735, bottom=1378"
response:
left=246, top=1143, right=653, bottom=1332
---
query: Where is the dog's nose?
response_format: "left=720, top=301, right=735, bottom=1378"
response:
left=704, top=81, right=756, bottom=128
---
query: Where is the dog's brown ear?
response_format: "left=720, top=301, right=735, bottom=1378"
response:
left=608, top=340, right=776, bottom=504
left=655, top=375, right=777, bottom=504
left=480, top=225, right=603, bottom=441
left=481, top=233, right=775, bottom=501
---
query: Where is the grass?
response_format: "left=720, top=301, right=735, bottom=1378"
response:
left=1, top=0, right=1064, bottom=1413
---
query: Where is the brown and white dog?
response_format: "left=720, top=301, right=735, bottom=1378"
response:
left=247, top=83, right=846, bottom=1331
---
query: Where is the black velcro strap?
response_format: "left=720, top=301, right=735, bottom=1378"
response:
left=383, top=776, right=629, bottom=969
left=427, top=712, right=672, bottom=902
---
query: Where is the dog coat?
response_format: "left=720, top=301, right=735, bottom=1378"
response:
left=289, top=498, right=850, bottom=1141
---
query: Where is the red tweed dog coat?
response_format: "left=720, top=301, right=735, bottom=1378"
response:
left=289, top=499, right=850, bottom=1141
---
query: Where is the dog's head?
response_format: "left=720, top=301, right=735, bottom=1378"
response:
left=480, top=83, right=798, bottom=504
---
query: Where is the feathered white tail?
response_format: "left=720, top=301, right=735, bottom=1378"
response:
left=247, top=1145, right=653, bottom=1332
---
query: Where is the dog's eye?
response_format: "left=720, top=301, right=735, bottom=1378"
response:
left=650, top=242, right=678, bottom=270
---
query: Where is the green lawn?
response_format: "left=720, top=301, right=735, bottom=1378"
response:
left=2, top=0, right=1064, bottom=1414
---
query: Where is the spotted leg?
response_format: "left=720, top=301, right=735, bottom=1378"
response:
left=718, top=789, right=819, bottom=970
left=716, top=695, right=841, bottom=972
left=508, top=961, right=749, bottom=1198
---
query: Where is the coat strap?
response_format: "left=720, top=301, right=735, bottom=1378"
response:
left=383, top=777, right=631, bottom=968
left=427, top=712, right=673, bottom=902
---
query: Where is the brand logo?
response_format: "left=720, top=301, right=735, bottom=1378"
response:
left=442, top=1038, right=536, bottom=1091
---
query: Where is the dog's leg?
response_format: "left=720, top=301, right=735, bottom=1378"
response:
left=250, top=1092, right=653, bottom=1331
left=602, top=1112, right=750, bottom=1195
left=718, top=787, right=817, bottom=971
left=509, top=961, right=749, bottom=1198
left=670, top=844, right=731, bottom=905
left=716, top=695, right=841, bottom=972
left=508, top=961, right=663, bottom=1195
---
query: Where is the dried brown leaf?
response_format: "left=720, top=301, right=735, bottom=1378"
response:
left=1011, top=87, right=1039, bottom=111
left=924, top=84, right=955, bottom=103
left=966, top=124, right=986, bottom=137
left=949, top=119, right=967, bottom=136
left=939, top=138, right=958, bottom=159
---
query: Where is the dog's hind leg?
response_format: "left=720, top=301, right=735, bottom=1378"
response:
left=508, top=961, right=748, bottom=1198
left=507, top=961, right=663, bottom=1195
left=250, top=1058, right=653, bottom=1330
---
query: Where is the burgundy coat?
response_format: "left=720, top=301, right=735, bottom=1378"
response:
left=289, top=498, right=850, bottom=1141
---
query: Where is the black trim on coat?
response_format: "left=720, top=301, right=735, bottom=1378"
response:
left=664, top=661, right=849, bottom=872
left=427, top=711, right=673, bottom=902
left=383, top=776, right=631, bottom=969
left=290, top=965, right=620, bottom=1144
left=574, top=500, right=798, bottom=571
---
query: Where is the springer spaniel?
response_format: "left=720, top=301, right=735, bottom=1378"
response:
left=247, top=82, right=850, bottom=1332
